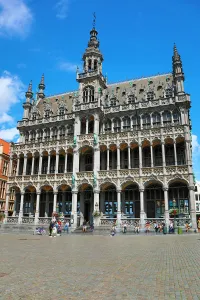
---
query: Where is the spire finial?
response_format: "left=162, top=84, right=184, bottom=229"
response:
left=28, top=80, right=32, bottom=92
left=93, top=12, right=96, bottom=29
left=40, top=73, right=44, bottom=85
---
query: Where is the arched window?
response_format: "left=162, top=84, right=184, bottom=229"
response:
left=152, top=112, right=161, bottom=127
left=104, top=119, right=111, bottom=133
left=31, top=130, right=36, bottom=142
left=110, top=97, right=117, bottom=106
left=37, top=130, right=43, bottom=142
left=142, top=114, right=151, bottom=129
left=25, top=132, right=29, bottom=143
left=88, top=59, right=92, bottom=71
left=176, top=142, right=185, bottom=165
left=132, top=115, right=140, bottom=130
left=123, top=116, right=130, bottom=131
left=154, top=145, right=162, bottom=166
left=94, top=60, right=98, bottom=70
left=45, top=128, right=50, bottom=141
left=165, top=144, right=175, bottom=165
left=81, top=117, right=86, bottom=134
left=163, top=111, right=172, bottom=126
left=173, top=110, right=180, bottom=125
left=59, top=126, right=65, bottom=138
left=44, top=110, right=50, bottom=118
left=147, top=91, right=154, bottom=101
left=113, top=118, right=121, bottom=132
left=83, top=86, right=94, bottom=103
left=165, top=88, right=172, bottom=98
left=67, top=125, right=73, bottom=135
left=52, top=128, right=57, bottom=140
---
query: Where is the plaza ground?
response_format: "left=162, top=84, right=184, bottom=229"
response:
left=0, top=234, right=200, bottom=300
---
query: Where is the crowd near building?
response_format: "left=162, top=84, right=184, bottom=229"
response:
left=4, top=20, right=196, bottom=229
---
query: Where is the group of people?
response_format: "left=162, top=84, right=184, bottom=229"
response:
left=49, top=219, right=70, bottom=237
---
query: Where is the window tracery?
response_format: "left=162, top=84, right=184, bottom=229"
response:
left=83, top=86, right=95, bottom=103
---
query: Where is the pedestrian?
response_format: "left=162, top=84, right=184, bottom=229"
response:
left=49, top=220, right=54, bottom=237
left=145, top=222, right=150, bottom=234
left=135, top=223, right=140, bottom=234
left=197, top=217, right=200, bottom=233
left=52, top=224, right=57, bottom=237
left=169, top=222, right=174, bottom=234
left=154, top=222, right=158, bottom=234
left=64, top=220, right=69, bottom=234
left=82, top=220, right=87, bottom=233
left=122, top=222, right=127, bottom=234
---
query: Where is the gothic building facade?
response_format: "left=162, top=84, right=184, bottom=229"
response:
left=5, top=23, right=196, bottom=229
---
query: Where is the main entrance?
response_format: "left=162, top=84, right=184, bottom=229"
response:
left=84, top=201, right=91, bottom=222
left=78, top=183, right=93, bottom=224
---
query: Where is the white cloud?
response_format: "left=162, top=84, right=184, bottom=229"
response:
left=55, top=0, right=69, bottom=19
left=0, top=71, right=25, bottom=116
left=192, top=134, right=200, bottom=180
left=0, top=112, right=14, bottom=124
left=0, top=0, right=33, bottom=37
left=58, top=61, right=80, bottom=72
left=0, top=127, right=19, bottom=141
left=192, top=134, right=200, bottom=154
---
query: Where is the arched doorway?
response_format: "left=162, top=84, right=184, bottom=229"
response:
left=57, top=185, right=72, bottom=217
left=100, top=183, right=117, bottom=217
left=79, top=146, right=94, bottom=172
left=121, top=182, right=140, bottom=217
left=145, top=182, right=164, bottom=218
left=78, top=184, right=93, bottom=222
left=10, top=186, right=21, bottom=216
left=40, top=185, right=53, bottom=217
left=24, top=186, right=36, bottom=216
left=168, top=181, right=189, bottom=217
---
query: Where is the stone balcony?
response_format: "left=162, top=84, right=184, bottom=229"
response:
left=8, top=165, right=189, bottom=189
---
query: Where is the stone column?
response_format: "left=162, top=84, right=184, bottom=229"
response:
left=47, top=154, right=51, bottom=174
left=174, top=142, right=177, bottom=165
left=100, top=192, right=104, bottom=214
left=38, top=154, right=43, bottom=175
left=94, top=147, right=100, bottom=172
left=53, top=191, right=58, bottom=213
left=117, top=146, right=120, bottom=170
left=16, top=157, right=20, bottom=175
left=31, top=156, right=35, bottom=175
left=94, top=115, right=99, bottom=134
left=30, top=192, right=35, bottom=216
left=4, top=192, right=10, bottom=220
left=55, top=153, right=59, bottom=174
left=72, top=191, right=78, bottom=228
left=62, top=192, right=65, bottom=214
left=35, top=192, right=40, bottom=224
left=86, top=118, right=88, bottom=134
left=117, top=190, right=121, bottom=224
left=23, top=155, right=27, bottom=175
left=161, top=142, right=166, bottom=166
left=139, top=188, right=145, bottom=230
left=107, top=149, right=109, bottom=170
left=73, top=149, right=79, bottom=173
left=139, top=144, right=142, bottom=168
left=150, top=144, right=153, bottom=167
left=45, top=192, right=49, bottom=217
left=189, top=186, right=197, bottom=229
left=128, top=146, right=131, bottom=169
left=64, top=153, right=68, bottom=173
left=18, top=192, right=25, bottom=224
left=163, top=187, right=169, bottom=228
left=93, top=190, right=100, bottom=211
left=9, top=158, right=13, bottom=176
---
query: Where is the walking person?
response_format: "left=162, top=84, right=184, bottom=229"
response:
left=154, top=221, right=158, bottom=234
left=122, top=222, right=127, bottom=234
left=49, top=220, right=54, bottom=237
left=197, top=217, right=200, bottom=233
left=82, top=220, right=87, bottom=233
left=64, top=220, right=69, bottom=234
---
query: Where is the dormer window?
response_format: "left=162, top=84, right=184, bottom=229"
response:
left=32, top=112, right=37, bottom=120
left=128, top=95, right=135, bottom=104
left=44, top=110, right=50, bottom=118
left=94, top=60, right=98, bottom=70
left=165, top=88, right=172, bottom=98
left=110, top=98, right=116, bottom=106
left=83, top=86, right=95, bottom=103
left=59, top=107, right=64, bottom=116
left=147, top=91, right=154, bottom=101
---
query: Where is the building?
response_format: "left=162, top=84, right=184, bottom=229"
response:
left=0, top=139, right=13, bottom=216
left=195, top=182, right=200, bottom=217
left=5, top=21, right=196, bottom=229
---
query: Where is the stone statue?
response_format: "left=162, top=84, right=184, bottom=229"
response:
left=94, top=133, right=98, bottom=145
left=72, top=174, right=75, bottom=186
left=93, top=173, right=97, bottom=186
left=73, top=135, right=77, bottom=146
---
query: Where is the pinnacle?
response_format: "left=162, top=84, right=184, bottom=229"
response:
left=28, top=80, right=32, bottom=92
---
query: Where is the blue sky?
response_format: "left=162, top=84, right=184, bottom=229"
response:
left=0, top=0, right=200, bottom=178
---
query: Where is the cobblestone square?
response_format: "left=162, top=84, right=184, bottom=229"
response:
left=0, top=234, right=200, bottom=300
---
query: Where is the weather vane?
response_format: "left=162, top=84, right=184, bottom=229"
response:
left=93, top=12, right=96, bottom=28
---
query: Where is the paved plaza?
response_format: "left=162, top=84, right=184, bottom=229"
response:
left=0, top=234, right=200, bottom=300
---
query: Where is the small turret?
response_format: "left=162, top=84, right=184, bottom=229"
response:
left=23, top=80, right=33, bottom=119
left=172, top=44, right=184, bottom=94
left=25, top=80, right=33, bottom=102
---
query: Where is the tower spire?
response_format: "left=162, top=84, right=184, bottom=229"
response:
left=172, top=44, right=184, bottom=94
left=93, top=12, right=96, bottom=29
left=38, top=74, right=45, bottom=100
left=25, top=80, right=33, bottom=100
